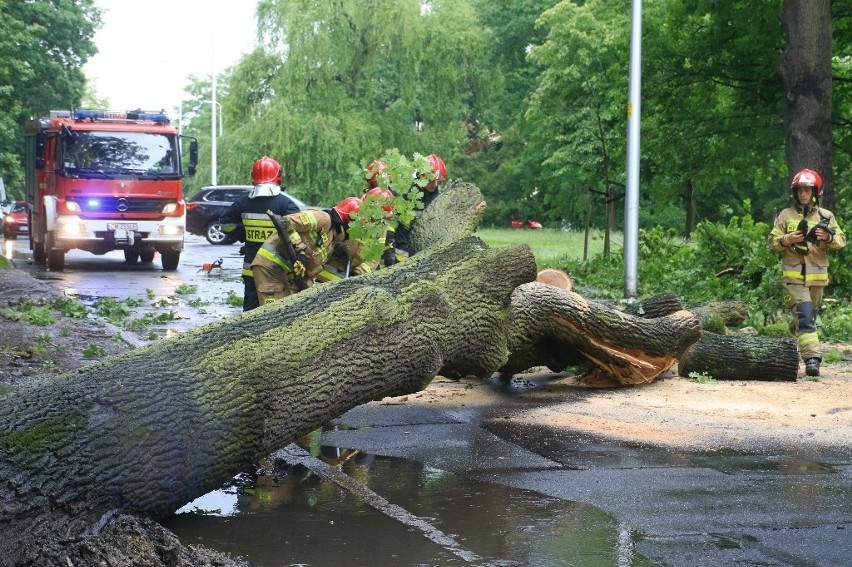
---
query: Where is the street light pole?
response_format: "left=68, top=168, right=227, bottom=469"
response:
left=624, top=0, right=642, bottom=300
left=202, top=101, right=222, bottom=136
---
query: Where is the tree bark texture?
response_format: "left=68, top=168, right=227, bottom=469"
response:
left=778, top=0, right=834, bottom=208
left=678, top=333, right=799, bottom=382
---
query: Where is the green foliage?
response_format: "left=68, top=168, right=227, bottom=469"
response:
left=226, top=291, right=243, bottom=307
left=175, top=284, right=197, bottom=296
left=82, top=344, right=107, bottom=359
left=687, top=372, right=716, bottom=384
left=2, top=303, right=56, bottom=326
left=49, top=297, right=88, bottom=318
left=348, top=150, right=434, bottom=263
left=183, top=0, right=489, bottom=203
left=560, top=212, right=852, bottom=340
left=822, top=348, right=843, bottom=364
left=818, top=303, right=852, bottom=343
left=93, top=298, right=132, bottom=324
left=0, top=1, right=101, bottom=197
left=32, top=333, right=51, bottom=356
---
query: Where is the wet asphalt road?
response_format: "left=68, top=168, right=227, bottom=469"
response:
left=3, top=235, right=851, bottom=566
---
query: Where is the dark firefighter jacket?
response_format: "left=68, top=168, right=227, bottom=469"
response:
left=220, top=192, right=301, bottom=277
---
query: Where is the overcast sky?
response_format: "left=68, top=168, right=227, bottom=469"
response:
left=84, top=0, right=259, bottom=114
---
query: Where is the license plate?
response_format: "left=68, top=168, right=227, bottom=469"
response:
left=108, top=223, right=138, bottom=231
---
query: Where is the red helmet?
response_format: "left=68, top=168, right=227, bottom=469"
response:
left=426, top=154, right=447, bottom=183
left=333, top=196, right=361, bottom=223
left=366, top=160, right=387, bottom=188
left=252, top=156, right=282, bottom=185
left=362, top=187, right=394, bottom=213
left=791, top=168, right=823, bottom=197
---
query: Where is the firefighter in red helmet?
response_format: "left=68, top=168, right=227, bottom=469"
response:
left=366, top=160, right=388, bottom=189
left=220, top=156, right=301, bottom=310
left=769, top=168, right=846, bottom=376
left=251, top=197, right=364, bottom=305
left=393, top=153, right=448, bottom=263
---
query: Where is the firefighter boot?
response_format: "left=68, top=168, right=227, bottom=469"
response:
left=805, top=357, right=821, bottom=377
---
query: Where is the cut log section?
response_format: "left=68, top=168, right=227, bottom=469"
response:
left=678, top=333, right=800, bottom=381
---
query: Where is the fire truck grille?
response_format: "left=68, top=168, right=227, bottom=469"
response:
left=74, top=197, right=171, bottom=215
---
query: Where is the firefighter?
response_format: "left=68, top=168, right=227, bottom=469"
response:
left=768, top=168, right=846, bottom=376
left=317, top=188, right=395, bottom=280
left=219, top=156, right=302, bottom=311
left=361, top=186, right=398, bottom=269
left=251, top=197, right=362, bottom=306
left=393, top=153, right=447, bottom=263
left=366, top=160, right=388, bottom=190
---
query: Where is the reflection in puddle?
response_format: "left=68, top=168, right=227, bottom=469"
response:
left=165, top=446, right=656, bottom=566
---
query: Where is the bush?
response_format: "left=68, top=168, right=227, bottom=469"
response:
left=560, top=211, right=850, bottom=340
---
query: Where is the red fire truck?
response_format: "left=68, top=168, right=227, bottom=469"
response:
left=24, top=109, right=198, bottom=271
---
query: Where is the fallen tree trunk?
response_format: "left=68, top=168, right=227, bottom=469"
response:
left=677, top=333, right=800, bottom=381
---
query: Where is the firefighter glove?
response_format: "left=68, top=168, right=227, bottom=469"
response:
left=793, top=219, right=810, bottom=255
left=382, top=249, right=397, bottom=267
left=805, top=218, right=834, bottom=243
left=292, top=254, right=309, bottom=278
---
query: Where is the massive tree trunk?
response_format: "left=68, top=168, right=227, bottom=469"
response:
left=778, top=0, right=834, bottom=208
left=0, top=229, right=538, bottom=563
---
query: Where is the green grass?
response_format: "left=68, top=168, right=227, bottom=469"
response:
left=475, top=227, right=622, bottom=268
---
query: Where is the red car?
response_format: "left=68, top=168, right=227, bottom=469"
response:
left=510, top=218, right=543, bottom=229
left=2, top=200, right=28, bottom=240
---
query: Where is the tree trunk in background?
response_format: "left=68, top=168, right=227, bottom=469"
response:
left=778, top=0, right=834, bottom=209
left=604, top=184, right=616, bottom=257
left=684, top=179, right=697, bottom=239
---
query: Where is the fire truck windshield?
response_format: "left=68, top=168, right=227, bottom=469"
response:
left=62, top=131, right=178, bottom=177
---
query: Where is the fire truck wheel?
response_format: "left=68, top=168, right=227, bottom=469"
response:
left=161, top=250, right=180, bottom=271
left=46, top=232, right=65, bottom=272
left=124, top=249, right=140, bottom=264
left=33, top=239, right=46, bottom=264
left=140, top=250, right=155, bottom=263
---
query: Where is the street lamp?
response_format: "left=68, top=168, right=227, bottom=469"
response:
left=211, top=29, right=217, bottom=186
left=177, top=99, right=222, bottom=187
left=203, top=101, right=223, bottom=136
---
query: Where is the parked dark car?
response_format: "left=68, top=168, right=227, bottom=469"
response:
left=185, top=185, right=308, bottom=245
left=2, top=200, right=28, bottom=240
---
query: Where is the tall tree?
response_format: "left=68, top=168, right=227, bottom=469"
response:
left=191, top=0, right=491, bottom=205
left=524, top=0, right=631, bottom=231
left=0, top=1, right=101, bottom=197
left=778, top=0, right=835, bottom=209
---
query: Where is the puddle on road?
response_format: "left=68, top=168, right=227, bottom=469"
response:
left=164, top=448, right=657, bottom=567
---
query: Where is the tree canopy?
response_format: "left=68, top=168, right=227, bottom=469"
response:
left=1, top=0, right=847, bottom=235
left=0, top=0, right=101, bottom=198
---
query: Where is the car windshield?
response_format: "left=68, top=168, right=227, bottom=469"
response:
left=62, top=131, right=178, bottom=176
left=10, top=202, right=26, bottom=213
